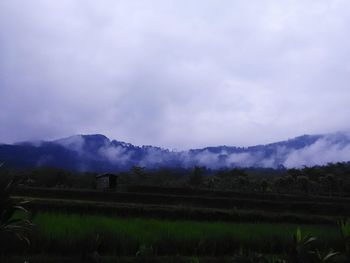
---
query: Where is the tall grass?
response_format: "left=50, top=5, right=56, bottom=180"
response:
left=13, top=212, right=340, bottom=256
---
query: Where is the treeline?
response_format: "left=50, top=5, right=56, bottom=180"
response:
left=2, top=162, right=350, bottom=196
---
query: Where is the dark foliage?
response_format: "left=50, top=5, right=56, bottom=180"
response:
left=0, top=164, right=32, bottom=255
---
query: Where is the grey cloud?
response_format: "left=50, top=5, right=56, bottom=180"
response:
left=283, top=135, right=350, bottom=168
left=56, top=135, right=85, bottom=154
left=226, top=153, right=259, bottom=168
left=191, top=150, right=222, bottom=168
left=138, top=147, right=169, bottom=167
left=98, top=145, right=133, bottom=165
left=1, top=1, right=350, bottom=149
left=181, top=133, right=350, bottom=168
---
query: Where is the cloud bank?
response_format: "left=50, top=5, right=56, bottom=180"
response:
left=1, top=1, right=350, bottom=149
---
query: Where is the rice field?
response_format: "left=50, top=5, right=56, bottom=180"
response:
left=15, top=212, right=341, bottom=256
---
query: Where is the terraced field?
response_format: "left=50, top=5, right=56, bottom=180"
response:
left=5, top=186, right=350, bottom=262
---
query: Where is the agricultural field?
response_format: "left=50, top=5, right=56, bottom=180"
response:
left=2, top=164, right=350, bottom=262
left=2, top=212, right=343, bottom=258
left=1, top=183, right=350, bottom=262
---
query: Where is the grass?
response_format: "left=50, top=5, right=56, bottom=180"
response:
left=9, top=212, right=339, bottom=256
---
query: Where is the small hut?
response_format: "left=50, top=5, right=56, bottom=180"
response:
left=96, top=173, right=117, bottom=190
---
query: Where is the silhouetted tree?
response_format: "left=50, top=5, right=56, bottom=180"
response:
left=297, top=176, right=310, bottom=195
left=131, top=166, right=147, bottom=183
left=188, top=166, right=204, bottom=187
left=260, top=180, right=269, bottom=193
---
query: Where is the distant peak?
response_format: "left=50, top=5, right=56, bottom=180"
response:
left=81, top=134, right=110, bottom=141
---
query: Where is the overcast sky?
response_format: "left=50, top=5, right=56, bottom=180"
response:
left=1, top=0, right=350, bottom=150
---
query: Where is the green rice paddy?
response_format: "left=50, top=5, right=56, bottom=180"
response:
left=27, top=212, right=341, bottom=256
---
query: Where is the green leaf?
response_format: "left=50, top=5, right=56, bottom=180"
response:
left=323, top=251, right=340, bottom=261
left=296, top=227, right=302, bottom=242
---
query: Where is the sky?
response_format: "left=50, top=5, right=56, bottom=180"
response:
left=1, top=0, right=350, bottom=150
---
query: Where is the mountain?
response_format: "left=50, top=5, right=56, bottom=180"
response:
left=1, top=132, right=350, bottom=172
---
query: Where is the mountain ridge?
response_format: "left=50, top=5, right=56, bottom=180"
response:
left=1, top=132, right=350, bottom=172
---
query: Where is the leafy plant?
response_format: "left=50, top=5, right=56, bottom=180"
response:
left=135, top=243, right=155, bottom=263
left=338, top=218, right=350, bottom=258
left=295, top=227, right=317, bottom=249
left=81, top=233, right=103, bottom=263
left=338, top=219, right=350, bottom=240
left=287, top=227, right=317, bottom=263
left=311, top=248, right=339, bottom=263
left=0, top=164, right=33, bottom=247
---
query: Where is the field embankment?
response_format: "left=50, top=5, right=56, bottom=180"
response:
left=13, top=186, right=350, bottom=220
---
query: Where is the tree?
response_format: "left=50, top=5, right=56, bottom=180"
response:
left=188, top=166, right=205, bottom=187
left=260, top=180, right=269, bottom=193
left=131, top=166, right=147, bottom=184
left=229, top=168, right=248, bottom=177
left=297, top=176, right=310, bottom=195
left=132, top=166, right=146, bottom=177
